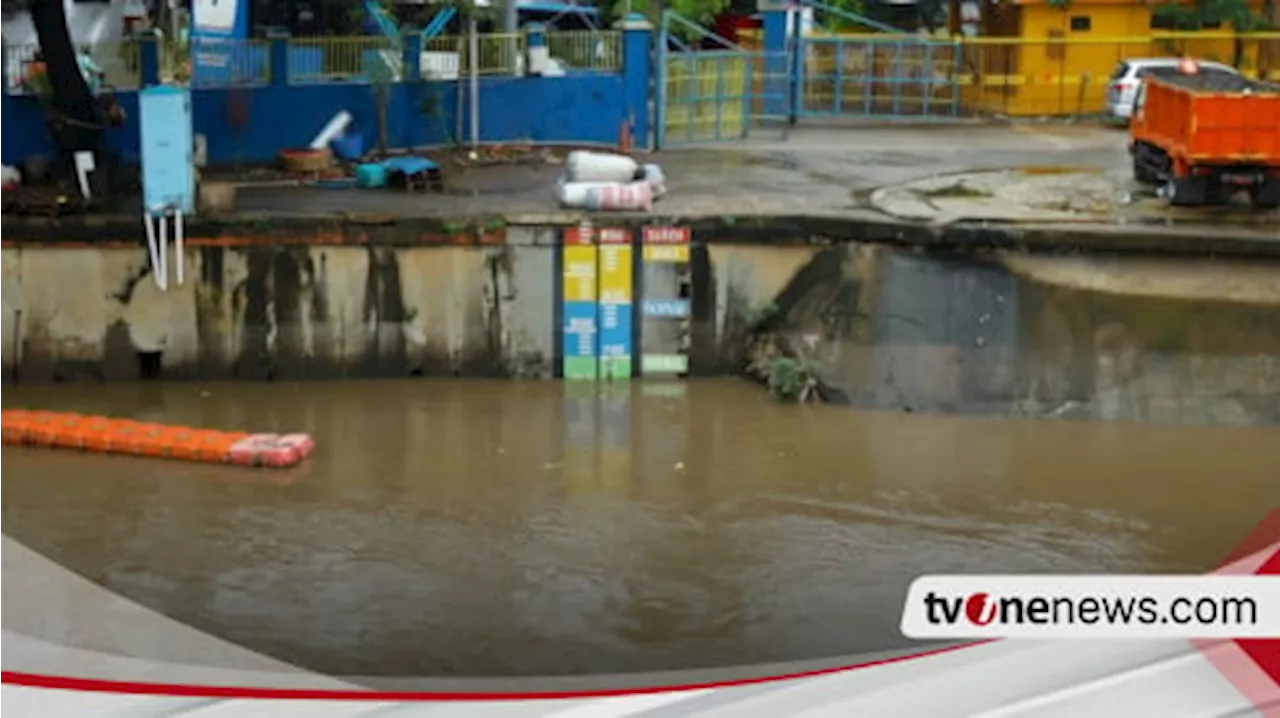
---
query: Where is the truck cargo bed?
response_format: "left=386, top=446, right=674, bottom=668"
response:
left=1129, top=74, right=1280, bottom=209
left=1156, top=73, right=1280, bottom=94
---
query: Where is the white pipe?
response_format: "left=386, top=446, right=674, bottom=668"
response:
left=468, top=17, right=479, bottom=148
left=309, top=110, right=353, bottom=151
left=175, top=211, right=185, bottom=285
left=143, top=214, right=166, bottom=291
left=158, top=215, right=169, bottom=292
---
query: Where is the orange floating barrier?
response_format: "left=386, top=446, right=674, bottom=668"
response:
left=0, top=409, right=313, bottom=470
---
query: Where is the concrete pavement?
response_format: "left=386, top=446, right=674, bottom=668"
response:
left=226, top=125, right=1134, bottom=220
left=216, top=124, right=1276, bottom=235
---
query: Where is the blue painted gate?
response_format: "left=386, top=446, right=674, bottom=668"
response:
left=656, top=5, right=962, bottom=147
left=656, top=12, right=791, bottom=148
left=798, top=34, right=962, bottom=120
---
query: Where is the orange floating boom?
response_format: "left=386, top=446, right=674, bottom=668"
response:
left=0, top=410, right=315, bottom=469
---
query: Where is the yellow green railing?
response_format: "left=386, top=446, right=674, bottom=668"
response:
left=287, top=36, right=399, bottom=83
left=546, top=30, right=623, bottom=71
left=426, top=33, right=525, bottom=75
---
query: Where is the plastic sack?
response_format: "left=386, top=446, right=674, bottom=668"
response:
left=642, top=164, right=667, bottom=199
left=556, top=176, right=622, bottom=208
left=584, top=181, right=653, bottom=212
left=565, top=150, right=639, bottom=183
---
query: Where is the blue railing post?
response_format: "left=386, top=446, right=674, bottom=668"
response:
left=269, top=31, right=290, bottom=86
left=761, top=7, right=788, bottom=117
left=139, top=31, right=161, bottom=87
left=403, top=29, right=422, bottom=82
left=789, top=18, right=803, bottom=124
left=616, top=12, right=652, bottom=149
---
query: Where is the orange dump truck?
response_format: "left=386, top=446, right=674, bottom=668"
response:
left=1129, top=72, right=1280, bottom=209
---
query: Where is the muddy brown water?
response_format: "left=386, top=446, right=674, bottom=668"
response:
left=3, top=379, right=1277, bottom=677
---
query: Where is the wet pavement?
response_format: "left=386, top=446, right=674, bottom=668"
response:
left=222, top=125, right=1135, bottom=221
left=4, top=379, right=1278, bottom=677
left=869, top=168, right=1280, bottom=227
left=199, top=124, right=1280, bottom=240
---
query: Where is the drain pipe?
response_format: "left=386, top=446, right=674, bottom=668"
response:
left=468, top=16, right=480, bottom=149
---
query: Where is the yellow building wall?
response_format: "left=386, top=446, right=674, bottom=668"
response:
left=961, top=0, right=1279, bottom=116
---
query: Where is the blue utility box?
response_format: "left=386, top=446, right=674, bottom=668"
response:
left=139, top=85, right=195, bottom=215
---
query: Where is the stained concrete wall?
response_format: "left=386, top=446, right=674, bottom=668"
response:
left=739, top=242, right=1280, bottom=427
left=1, top=230, right=558, bottom=382
left=4, top=230, right=1279, bottom=429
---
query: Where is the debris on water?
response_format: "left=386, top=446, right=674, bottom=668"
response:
left=674, top=461, right=686, bottom=471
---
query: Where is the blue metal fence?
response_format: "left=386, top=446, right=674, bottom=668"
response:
left=656, top=11, right=791, bottom=148
left=797, top=35, right=961, bottom=120
left=656, top=6, right=962, bottom=147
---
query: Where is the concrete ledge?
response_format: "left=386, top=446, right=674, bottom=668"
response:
left=3, top=212, right=1278, bottom=259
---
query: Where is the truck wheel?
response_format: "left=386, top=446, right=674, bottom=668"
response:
left=1166, top=177, right=1206, bottom=207
left=1248, top=180, right=1280, bottom=210
left=1132, top=156, right=1159, bottom=185
left=1204, top=179, right=1231, bottom=206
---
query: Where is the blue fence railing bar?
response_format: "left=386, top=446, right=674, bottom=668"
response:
left=422, top=7, right=458, bottom=42
left=190, top=39, right=273, bottom=88
left=797, top=35, right=963, bottom=120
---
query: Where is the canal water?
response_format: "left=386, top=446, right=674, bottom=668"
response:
left=3, top=378, right=1276, bottom=677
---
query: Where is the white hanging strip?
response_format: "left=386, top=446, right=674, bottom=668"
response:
left=174, top=210, right=185, bottom=286
left=157, top=214, right=169, bottom=292
left=142, top=213, right=167, bottom=291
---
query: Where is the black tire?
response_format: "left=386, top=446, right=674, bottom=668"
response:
left=1248, top=180, right=1280, bottom=210
left=1166, top=176, right=1207, bottom=207
left=1132, top=155, right=1159, bottom=184
left=1204, top=179, right=1232, bottom=206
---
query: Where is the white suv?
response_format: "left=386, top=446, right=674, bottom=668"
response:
left=1105, top=58, right=1240, bottom=122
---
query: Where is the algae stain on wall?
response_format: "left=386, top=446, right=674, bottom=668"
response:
left=1, top=243, right=557, bottom=382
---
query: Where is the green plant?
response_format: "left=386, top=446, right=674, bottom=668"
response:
left=1148, top=0, right=1274, bottom=31
left=597, top=0, right=731, bottom=35
left=765, top=356, right=818, bottom=403
left=742, top=301, right=779, bottom=330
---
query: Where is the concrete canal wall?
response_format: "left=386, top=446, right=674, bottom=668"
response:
left=3, top=220, right=1278, bottom=424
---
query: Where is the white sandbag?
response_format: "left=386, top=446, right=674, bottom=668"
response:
left=1, top=165, right=21, bottom=187
left=555, top=177, right=620, bottom=208
left=584, top=181, right=653, bottom=212
left=565, top=150, right=640, bottom=183
left=642, top=163, right=667, bottom=199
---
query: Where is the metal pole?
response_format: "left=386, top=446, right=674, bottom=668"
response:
left=504, top=0, right=518, bottom=32
left=469, top=17, right=480, bottom=148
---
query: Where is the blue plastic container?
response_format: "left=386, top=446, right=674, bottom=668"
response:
left=383, top=156, right=438, bottom=175
left=331, top=133, right=365, bottom=162
left=355, top=163, right=388, bottom=188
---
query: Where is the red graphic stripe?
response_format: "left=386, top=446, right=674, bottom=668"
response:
left=1235, top=547, right=1280, bottom=686
left=1199, top=509, right=1280, bottom=714
left=1, top=642, right=986, bottom=700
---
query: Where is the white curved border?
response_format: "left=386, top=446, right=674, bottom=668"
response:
left=4, top=536, right=1277, bottom=717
